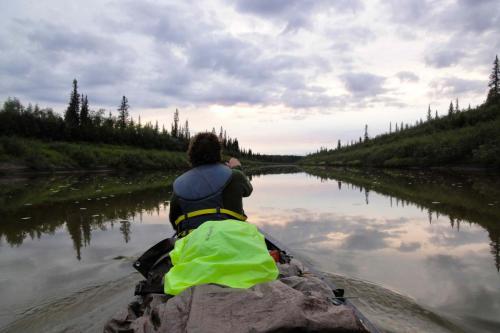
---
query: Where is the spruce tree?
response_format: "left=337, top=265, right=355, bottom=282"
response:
left=171, top=109, right=179, bottom=137
left=117, top=96, right=129, bottom=129
left=80, top=95, right=89, bottom=128
left=64, top=79, right=80, bottom=131
left=185, top=120, right=190, bottom=140
left=487, top=55, right=499, bottom=103
left=219, top=126, right=223, bottom=142
left=448, top=101, right=454, bottom=116
left=455, top=98, right=459, bottom=112
left=427, top=105, right=432, bottom=121
left=337, top=139, right=341, bottom=150
left=364, top=124, right=368, bottom=142
left=234, top=138, right=239, bottom=154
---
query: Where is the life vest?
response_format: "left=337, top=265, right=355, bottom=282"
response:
left=173, top=163, right=247, bottom=236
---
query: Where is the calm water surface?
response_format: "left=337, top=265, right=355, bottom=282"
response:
left=0, top=168, right=499, bottom=332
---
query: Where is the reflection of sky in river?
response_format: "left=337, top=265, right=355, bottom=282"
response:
left=0, top=203, right=174, bottom=328
left=1, top=171, right=499, bottom=331
left=246, top=173, right=500, bottom=324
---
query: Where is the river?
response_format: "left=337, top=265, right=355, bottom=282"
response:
left=0, top=167, right=499, bottom=332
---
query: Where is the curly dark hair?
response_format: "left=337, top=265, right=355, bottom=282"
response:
left=187, top=132, right=222, bottom=167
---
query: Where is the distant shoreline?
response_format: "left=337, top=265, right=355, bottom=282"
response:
left=300, top=163, right=500, bottom=174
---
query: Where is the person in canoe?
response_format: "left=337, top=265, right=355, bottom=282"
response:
left=164, top=132, right=278, bottom=295
left=105, top=132, right=376, bottom=332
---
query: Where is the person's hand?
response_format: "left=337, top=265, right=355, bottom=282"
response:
left=225, top=157, right=241, bottom=169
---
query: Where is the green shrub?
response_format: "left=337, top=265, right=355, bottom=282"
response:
left=69, top=148, right=98, bottom=168
left=25, top=151, right=52, bottom=170
left=1, top=136, right=28, bottom=155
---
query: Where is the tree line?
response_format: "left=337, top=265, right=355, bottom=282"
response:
left=0, top=79, right=286, bottom=160
left=0, top=80, right=184, bottom=151
left=316, top=55, right=500, bottom=153
left=305, top=55, right=500, bottom=168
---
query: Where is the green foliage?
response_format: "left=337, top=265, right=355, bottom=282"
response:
left=117, top=95, right=129, bottom=129
left=0, top=79, right=293, bottom=164
left=0, top=137, right=189, bottom=172
left=1, top=136, right=29, bottom=155
left=487, top=55, right=500, bottom=104
left=64, top=79, right=80, bottom=132
left=302, top=103, right=500, bottom=169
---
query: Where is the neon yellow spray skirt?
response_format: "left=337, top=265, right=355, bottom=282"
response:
left=164, top=220, right=279, bottom=295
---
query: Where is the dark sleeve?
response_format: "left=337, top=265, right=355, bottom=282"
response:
left=232, top=169, right=253, bottom=197
left=168, top=193, right=182, bottom=230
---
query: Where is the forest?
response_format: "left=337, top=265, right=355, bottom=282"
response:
left=302, top=56, right=500, bottom=169
left=0, top=80, right=300, bottom=171
left=0, top=80, right=245, bottom=156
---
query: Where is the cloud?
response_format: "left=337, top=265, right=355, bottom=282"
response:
left=0, top=18, right=136, bottom=106
left=232, top=0, right=364, bottom=32
left=105, top=0, right=338, bottom=109
left=340, top=72, right=387, bottom=97
left=281, top=89, right=341, bottom=109
left=384, top=0, right=431, bottom=25
left=384, top=0, right=500, bottom=35
left=429, top=77, right=486, bottom=97
left=437, top=0, right=500, bottom=34
left=0, top=0, right=497, bottom=135
left=23, top=21, right=118, bottom=55
left=386, top=0, right=500, bottom=70
left=425, top=48, right=465, bottom=68
left=396, top=71, right=419, bottom=82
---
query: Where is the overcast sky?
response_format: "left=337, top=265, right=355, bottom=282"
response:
left=1, top=0, right=499, bottom=154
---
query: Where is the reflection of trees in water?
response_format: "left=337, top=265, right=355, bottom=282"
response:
left=491, top=232, right=500, bottom=272
left=305, top=167, right=500, bottom=273
left=246, top=165, right=302, bottom=181
left=120, top=220, right=131, bottom=243
left=0, top=186, right=171, bottom=260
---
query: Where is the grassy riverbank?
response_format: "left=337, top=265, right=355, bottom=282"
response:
left=0, top=136, right=189, bottom=174
left=301, top=102, right=500, bottom=169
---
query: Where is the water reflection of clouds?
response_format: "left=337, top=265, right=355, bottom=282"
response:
left=428, top=223, right=490, bottom=248
left=247, top=171, right=500, bottom=329
left=251, top=207, right=489, bottom=257
left=251, top=209, right=405, bottom=252
left=425, top=253, right=500, bottom=322
left=398, top=241, right=421, bottom=252
left=253, top=206, right=500, bottom=321
left=341, top=229, right=393, bottom=251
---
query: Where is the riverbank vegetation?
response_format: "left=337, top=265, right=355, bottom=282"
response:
left=0, top=79, right=300, bottom=171
left=302, top=56, right=500, bottom=169
left=0, top=136, right=188, bottom=173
